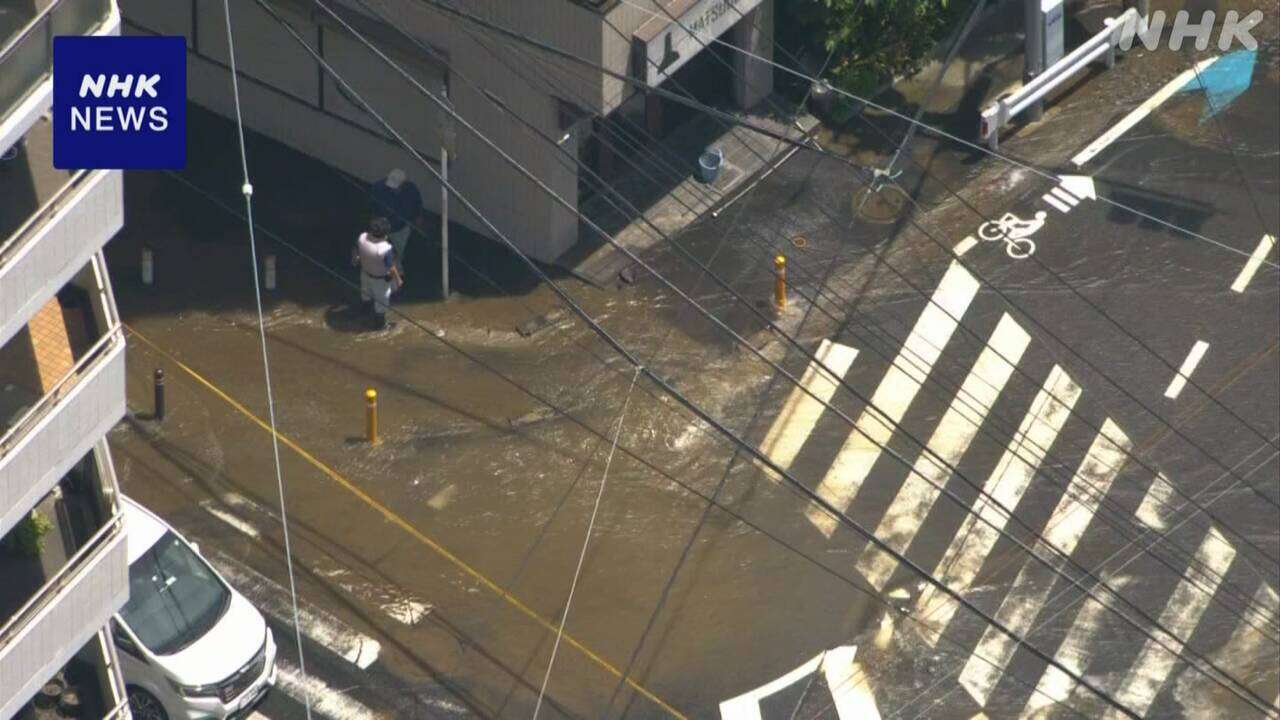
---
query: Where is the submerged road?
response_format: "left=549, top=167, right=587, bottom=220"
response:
left=108, top=29, right=1277, bottom=720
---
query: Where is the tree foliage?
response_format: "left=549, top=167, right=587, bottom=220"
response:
left=777, top=0, right=974, bottom=97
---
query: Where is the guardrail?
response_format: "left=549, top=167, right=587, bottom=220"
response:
left=979, top=8, right=1139, bottom=149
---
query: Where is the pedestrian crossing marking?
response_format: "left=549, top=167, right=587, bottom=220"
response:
left=914, top=365, right=1082, bottom=643
left=959, top=419, right=1132, bottom=705
left=1218, top=584, right=1280, bottom=697
left=807, top=262, right=981, bottom=537
left=1135, top=474, right=1176, bottom=530
left=856, top=314, right=1031, bottom=590
left=1099, top=528, right=1236, bottom=719
left=757, top=339, right=859, bottom=474
left=1019, top=578, right=1136, bottom=719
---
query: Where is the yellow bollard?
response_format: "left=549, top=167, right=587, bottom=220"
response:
left=774, top=255, right=787, bottom=310
left=365, top=388, right=378, bottom=445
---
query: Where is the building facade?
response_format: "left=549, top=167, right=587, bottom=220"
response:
left=1, top=1, right=131, bottom=718
left=118, top=0, right=774, bottom=263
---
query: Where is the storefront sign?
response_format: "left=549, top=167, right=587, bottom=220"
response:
left=631, top=0, right=764, bottom=87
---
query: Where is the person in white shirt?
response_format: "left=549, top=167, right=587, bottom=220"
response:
left=352, top=216, right=404, bottom=330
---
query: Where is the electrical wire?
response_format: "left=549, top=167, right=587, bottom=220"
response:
left=806, top=441, right=1280, bottom=720
left=307, top=5, right=1277, bottom=712
left=402, top=0, right=1280, bottom=569
left=243, top=6, right=1154, bottom=716
left=532, top=366, right=641, bottom=720
left=165, top=141, right=1095, bottom=720
left=218, top=1, right=313, bottom=718
left=608, top=0, right=1280, bottom=270
left=395, top=2, right=1277, bottom=637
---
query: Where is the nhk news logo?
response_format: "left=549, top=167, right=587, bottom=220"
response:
left=53, top=35, right=186, bottom=169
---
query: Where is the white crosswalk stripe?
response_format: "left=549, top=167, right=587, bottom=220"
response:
left=1098, top=528, right=1236, bottom=719
left=757, top=339, right=858, bottom=473
left=914, top=365, right=1082, bottom=643
left=739, top=249, right=1277, bottom=719
left=958, top=419, right=1132, bottom=706
left=807, top=261, right=980, bottom=536
left=856, top=313, right=1031, bottom=591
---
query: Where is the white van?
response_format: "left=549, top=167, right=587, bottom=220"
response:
left=114, top=496, right=277, bottom=720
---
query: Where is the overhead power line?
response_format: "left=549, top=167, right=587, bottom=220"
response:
left=403, top=0, right=1280, bottom=551
left=218, top=1, right=314, bottom=718
left=257, top=3, right=1279, bottom=716
left=249, top=4, right=1153, bottom=716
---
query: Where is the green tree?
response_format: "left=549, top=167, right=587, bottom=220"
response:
left=778, top=0, right=972, bottom=103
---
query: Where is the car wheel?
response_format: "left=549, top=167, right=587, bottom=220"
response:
left=127, top=687, right=169, bottom=720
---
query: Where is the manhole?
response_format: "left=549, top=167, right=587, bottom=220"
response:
left=852, top=184, right=909, bottom=224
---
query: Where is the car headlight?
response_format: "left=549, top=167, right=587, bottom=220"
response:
left=169, top=677, right=221, bottom=698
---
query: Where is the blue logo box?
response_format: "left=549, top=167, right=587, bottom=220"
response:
left=53, top=35, right=186, bottom=169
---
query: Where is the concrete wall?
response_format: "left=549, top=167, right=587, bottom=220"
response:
left=121, top=0, right=609, bottom=262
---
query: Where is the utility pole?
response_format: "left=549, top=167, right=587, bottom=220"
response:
left=440, top=92, right=454, bottom=302
left=1024, top=0, right=1045, bottom=121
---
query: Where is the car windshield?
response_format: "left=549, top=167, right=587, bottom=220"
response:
left=119, top=531, right=230, bottom=656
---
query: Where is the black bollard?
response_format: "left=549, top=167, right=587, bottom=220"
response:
left=153, top=368, right=165, bottom=421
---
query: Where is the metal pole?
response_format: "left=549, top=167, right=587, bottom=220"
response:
left=774, top=255, right=787, bottom=310
left=1024, top=0, right=1045, bottom=121
left=441, top=146, right=449, bottom=301
left=365, top=388, right=378, bottom=444
left=153, top=369, right=165, bottom=421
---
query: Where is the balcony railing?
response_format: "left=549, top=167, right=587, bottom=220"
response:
left=0, top=499, right=127, bottom=720
left=1, top=268, right=125, bottom=538
left=0, top=0, right=113, bottom=121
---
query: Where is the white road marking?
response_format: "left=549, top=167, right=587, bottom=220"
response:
left=807, top=262, right=980, bottom=536
left=1215, top=584, right=1280, bottom=692
left=1135, top=474, right=1177, bottom=530
left=757, top=339, right=859, bottom=473
left=821, top=646, right=881, bottom=720
left=202, top=501, right=261, bottom=539
left=1018, top=577, right=1135, bottom=718
left=1230, top=234, right=1276, bottom=293
left=1100, top=528, right=1236, bottom=719
left=719, top=646, right=875, bottom=720
left=1042, top=193, right=1072, bottom=214
left=856, top=314, right=1031, bottom=590
left=1071, top=56, right=1220, bottom=166
left=955, top=236, right=979, bottom=256
left=959, top=420, right=1131, bottom=705
left=1164, top=340, right=1210, bottom=399
left=914, top=365, right=1081, bottom=643
left=1058, top=176, right=1096, bottom=201
left=720, top=651, right=826, bottom=720
left=209, top=551, right=382, bottom=670
left=276, top=660, right=385, bottom=720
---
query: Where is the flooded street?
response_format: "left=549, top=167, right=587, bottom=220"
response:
left=103, top=8, right=1278, bottom=719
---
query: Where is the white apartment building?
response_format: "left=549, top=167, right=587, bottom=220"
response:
left=1, top=0, right=131, bottom=717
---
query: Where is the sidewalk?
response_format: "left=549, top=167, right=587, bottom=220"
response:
left=563, top=99, right=821, bottom=287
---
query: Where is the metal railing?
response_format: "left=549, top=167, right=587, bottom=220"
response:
left=979, top=8, right=1139, bottom=148
left=0, top=323, right=123, bottom=456
left=0, top=506, right=123, bottom=648
left=0, top=0, right=113, bottom=122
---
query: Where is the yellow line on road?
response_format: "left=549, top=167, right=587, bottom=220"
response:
left=123, top=323, right=687, bottom=719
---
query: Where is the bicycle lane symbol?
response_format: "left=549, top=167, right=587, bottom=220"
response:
left=976, top=210, right=1048, bottom=259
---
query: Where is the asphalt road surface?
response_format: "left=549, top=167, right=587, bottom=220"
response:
left=109, top=30, right=1277, bottom=720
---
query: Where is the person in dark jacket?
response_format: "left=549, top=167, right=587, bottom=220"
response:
left=369, top=168, right=422, bottom=276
